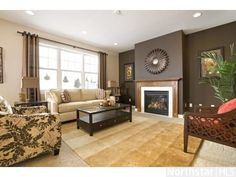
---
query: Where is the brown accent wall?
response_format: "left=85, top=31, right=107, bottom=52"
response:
left=185, top=21, right=236, bottom=108
left=119, top=50, right=135, bottom=105
left=135, top=30, right=184, bottom=114
left=135, top=31, right=184, bottom=80
left=119, top=21, right=236, bottom=114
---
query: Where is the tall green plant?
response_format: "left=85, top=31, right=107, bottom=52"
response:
left=199, top=44, right=236, bottom=103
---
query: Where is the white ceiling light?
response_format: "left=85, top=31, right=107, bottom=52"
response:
left=114, top=10, right=121, bottom=15
left=114, top=42, right=118, bottom=46
left=81, top=30, right=88, bottom=35
left=25, top=10, right=35, bottom=16
left=193, top=12, right=202, bottom=18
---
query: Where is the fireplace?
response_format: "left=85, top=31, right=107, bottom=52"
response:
left=144, top=91, right=169, bottom=116
left=136, top=79, right=180, bottom=117
left=141, top=86, right=173, bottom=117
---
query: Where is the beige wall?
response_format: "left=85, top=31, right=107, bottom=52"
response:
left=0, top=19, right=119, bottom=104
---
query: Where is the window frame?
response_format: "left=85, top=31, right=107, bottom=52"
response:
left=39, top=42, right=99, bottom=91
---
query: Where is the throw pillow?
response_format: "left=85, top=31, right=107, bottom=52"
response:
left=96, top=89, right=105, bottom=99
left=217, top=98, right=236, bottom=114
left=0, top=96, right=13, bottom=115
left=61, top=90, right=71, bottom=103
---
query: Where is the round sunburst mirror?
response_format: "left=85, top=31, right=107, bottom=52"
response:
left=144, top=48, right=169, bottom=74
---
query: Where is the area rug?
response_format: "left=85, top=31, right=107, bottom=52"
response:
left=62, top=114, right=201, bottom=167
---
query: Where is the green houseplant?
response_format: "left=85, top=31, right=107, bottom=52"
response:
left=199, top=43, right=236, bottom=103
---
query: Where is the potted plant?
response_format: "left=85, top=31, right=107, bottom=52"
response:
left=199, top=43, right=236, bottom=103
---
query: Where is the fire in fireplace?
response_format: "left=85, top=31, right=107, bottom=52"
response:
left=144, top=91, right=169, bottom=116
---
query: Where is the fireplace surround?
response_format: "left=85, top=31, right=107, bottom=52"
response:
left=135, top=78, right=180, bottom=117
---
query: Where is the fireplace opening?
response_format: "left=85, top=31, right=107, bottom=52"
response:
left=144, top=91, right=169, bottom=116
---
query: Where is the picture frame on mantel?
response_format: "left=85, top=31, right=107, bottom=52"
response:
left=200, top=47, right=224, bottom=78
left=124, top=63, right=134, bottom=81
left=0, top=47, right=3, bottom=83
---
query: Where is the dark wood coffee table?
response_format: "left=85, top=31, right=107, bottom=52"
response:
left=76, top=103, right=132, bottom=136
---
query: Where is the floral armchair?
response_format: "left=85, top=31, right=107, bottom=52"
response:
left=0, top=102, right=61, bottom=166
left=184, top=105, right=236, bottom=153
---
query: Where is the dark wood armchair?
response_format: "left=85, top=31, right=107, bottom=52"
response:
left=184, top=106, right=236, bottom=152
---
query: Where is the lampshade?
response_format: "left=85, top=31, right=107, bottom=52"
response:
left=21, top=77, right=39, bottom=89
left=107, top=80, right=116, bottom=88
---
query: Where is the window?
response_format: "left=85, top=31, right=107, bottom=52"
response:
left=39, top=43, right=99, bottom=90
left=39, top=45, right=58, bottom=90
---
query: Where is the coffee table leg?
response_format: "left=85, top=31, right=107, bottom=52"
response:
left=129, top=105, right=132, bottom=122
left=76, top=110, right=80, bottom=129
left=89, top=114, right=93, bottom=136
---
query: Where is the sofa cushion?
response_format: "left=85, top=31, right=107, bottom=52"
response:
left=218, top=98, right=236, bottom=114
left=50, top=89, right=62, bottom=104
left=58, top=99, right=104, bottom=113
left=59, top=101, right=91, bottom=113
left=81, top=89, right=97, bottom=101
left=61, top=90, right=71, bottom=103
left=67, top=89, right=82, bottom=102
left=0, top=96, right=13, bottom=115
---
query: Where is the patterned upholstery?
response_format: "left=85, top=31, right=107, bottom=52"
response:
left=0, top=105, right=61, bottom=166
left=184, top=106, right=236, bottom=152
left=12, top=106, right=47, bottom=115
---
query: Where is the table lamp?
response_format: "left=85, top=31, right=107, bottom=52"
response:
left=21, top=77, right=40, bottom=102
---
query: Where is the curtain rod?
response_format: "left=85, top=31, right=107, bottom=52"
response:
left=17, top=31, right=107, bottom=55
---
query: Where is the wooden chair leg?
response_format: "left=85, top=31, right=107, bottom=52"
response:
left=53, top=149, right=60, bottom=156
left=184, top=133, right=188, bottom=153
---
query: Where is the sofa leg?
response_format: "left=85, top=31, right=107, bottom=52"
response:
left=184, top=133, right=188, bottom=153
left=53, top=149, right=60, bottom=156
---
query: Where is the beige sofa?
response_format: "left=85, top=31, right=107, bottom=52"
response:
left=45, top=89, right=106, bottom=122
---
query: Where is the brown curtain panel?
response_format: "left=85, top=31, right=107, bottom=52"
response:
left=21, top=31, right=40, bottom=101
left=99, top=52, right=107, bottom=89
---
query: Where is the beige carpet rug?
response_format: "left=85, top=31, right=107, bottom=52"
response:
left=62, top=114, right=201, bottom=167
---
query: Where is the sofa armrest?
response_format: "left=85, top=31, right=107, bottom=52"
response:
left=45, top=91, right=59, bottom=113
left=48, top=101, right=59, bottom=114
left=12, top=106, right=47, bottom=115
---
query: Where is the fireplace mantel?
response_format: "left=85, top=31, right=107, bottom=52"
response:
left=135, top=78, right=181, bottom=83
left=135, top=78, right=181, bottom=117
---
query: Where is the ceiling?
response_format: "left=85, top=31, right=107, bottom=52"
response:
left=0, top=10, right=236, bottom=53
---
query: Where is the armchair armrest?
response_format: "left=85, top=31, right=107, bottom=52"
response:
left=12, top=106, right=47, bottom=115
left=184, top=109, right=236, bottom=134
left=0, top=113, right=61, bottom=131
left=185, top=108, right=236, bottom=120
left=0, top=113, right=61, bottom=166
